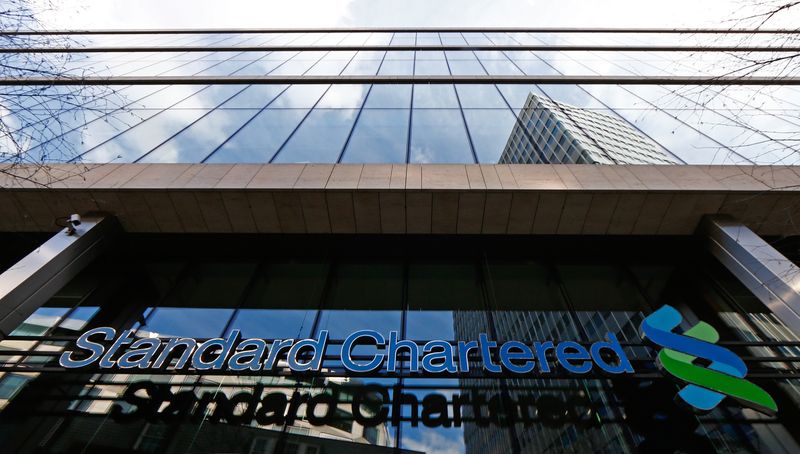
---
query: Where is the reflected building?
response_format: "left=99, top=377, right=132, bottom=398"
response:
left=500, top=93, right=675, bottom=164
left=454, top=309, right=640, bottom=454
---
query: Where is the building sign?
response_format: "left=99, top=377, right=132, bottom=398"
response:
left=110, top=381, right=601, bottom=429
left=641, top=305, right=778, bottom=416
left=58, top=305, right=777, bottom=417
left=58, top=328, right=633, bottom=375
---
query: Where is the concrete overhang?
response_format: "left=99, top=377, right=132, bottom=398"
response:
left=2, top=164, right=800, bottom=236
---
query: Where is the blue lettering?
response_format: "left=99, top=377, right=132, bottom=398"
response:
left=500, top=341, right=535, bottom=374
left=556, top=341, right=592, bottom=374
left=59, top=326, right=114, bottom=368
left=342, top=330, right=385, bottom=373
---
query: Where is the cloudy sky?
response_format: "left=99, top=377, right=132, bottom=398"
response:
left=36, top=0, right=800, bottom=29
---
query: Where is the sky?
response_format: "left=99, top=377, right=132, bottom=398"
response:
left=34, top=0, right=800, bottom=30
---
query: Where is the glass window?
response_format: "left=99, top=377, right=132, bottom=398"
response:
left=268, top=84, right=329, bottom=108
left=231, top=59, right=284, bottom=75
left=196, top=60, right=254, bottom=76
left=557, top=264, right=651, bottom=341
left=440, top=33, right=467, bottom=45
left=448, top=59, right=487, bottom=75
left=273, top=109, right=359, bottom=163
left=407, top=261, right=486, bottom=339
left=412, top=84, right=459, bottom=108
left=414, top=60, right=449, bottom=75
left=28, top=109, right=158, bottom=163
left=316, top=84, right=369, bottom=108
left=0, top=374, right=29, bottom=399
left=172, top=85, right=246, bottom=109
left=316, top=261, right=403, bottom=339
left=409, top=109, right=474, bottom=163
left=221, top=85, right=288, bottom=108
left=486, top=259, right=579, bottom=341
left=456, top=85, right=507, bottom=108
left=227, top=260, right=327, bottom=338
left=205, top=109, right=308, bottom=163
left=515, top=58, right=565, bottom=75
left=463, top=109, right=518, bottom=163
left=480, top=59, right=524, bottom=75
left=364, top=84, right=412, bottom=108
left=341, top=58, right=382, bottom=75
left=132, top=85, right=208, bottom=109
left=81, top=109, right=210, bottom=163
left=269, top=58, right=318, bottom=76
left=158, top=60, right=219, bottom=76
left=139, top=262, right=257, bottom=338
left=139, top=109, right=258, bottom=163
left=305, top=59, right=349, bottom=76
left=496, top=84, right=546, bottom=109
left=342, top=109, right=409, bottom=163
left=378, top=59, right=414, bottom=75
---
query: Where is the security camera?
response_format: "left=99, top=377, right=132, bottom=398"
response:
left=64, top=214, right=81, bottom=235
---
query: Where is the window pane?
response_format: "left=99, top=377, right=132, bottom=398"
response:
left=378, top=59, right=414, bottom=75
left=221, top=84, right=287, bottom=108
left=316, top=261, right=403, bottom=338
left=140, top=109, right=258, bottom=163
left=407, top=260, right=486, bottom=339
left=172, top=85, right=245, bottom=108
left=138, top=262, right=257, bottom=338
left=205, top=109, right=308, bottom=163
left=342, top=109, right=409, bottom=163
left=413, top=84, right=459, bottom=108
left=227, top=260, right=327, bottom=338
left=456, top=84, right=507, bottom=108
left=410, top=109, right=474, bottom=163
left=364, top=84, right=412, bottom=108
left=273, top=109, right=358, bottom=163
left=463, top=109, right=518, bottom=163
left=341, top=58, right=381, bottom=75
left=82, top=109, right=210, bottom=163
left=448, top=59, right=487, bottom=75
left=269, top=84, right=329, bottom=108
left=316, top=84, right=369, bottom=108
left=414, top=59, right=449, bottom=75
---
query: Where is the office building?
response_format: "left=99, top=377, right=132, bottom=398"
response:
left=1, top=28, right=800, bottom=453
left=500, top=93, right=675, bottom=164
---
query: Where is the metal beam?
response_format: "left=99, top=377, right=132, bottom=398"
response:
left=2, top=27, right=798, bottom=35
left=2, top=75, right=800, bottom=86
left=4, top=44, right=800, bottom=53
left=0, top=216, right=119, bottom=339
left=704, top=215, right=800, bottom=336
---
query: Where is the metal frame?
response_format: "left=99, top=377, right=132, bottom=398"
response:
left=0, top=216, right=119, bottom=339
left=3, top=75, right=800, bottom=86
left=2, top=27, right=798, bottom=35
left=704, top=215, right=800, bottom=336
left=5, top=44, right=800, bottom=52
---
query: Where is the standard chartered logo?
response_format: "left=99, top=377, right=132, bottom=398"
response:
left=640, top=305, right=778, bottom=416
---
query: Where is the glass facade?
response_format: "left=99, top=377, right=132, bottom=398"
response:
left=3, top=28, right=800, bottom=454
left=0, top=235, right=799, bottom=453
left=3, top=30, right=800, bottom=166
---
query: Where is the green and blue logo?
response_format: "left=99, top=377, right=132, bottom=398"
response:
left=640, top=305, right=778, bottom=416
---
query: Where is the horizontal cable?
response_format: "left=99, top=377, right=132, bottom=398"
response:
left=3, top=45, right=800, bottom=53
left=1, top=75, right=799, bottom=86
left=2, top=27, right=800, bottom=35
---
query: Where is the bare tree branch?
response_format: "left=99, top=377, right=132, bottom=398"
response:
left=0, top=0, right=126, bottom=187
